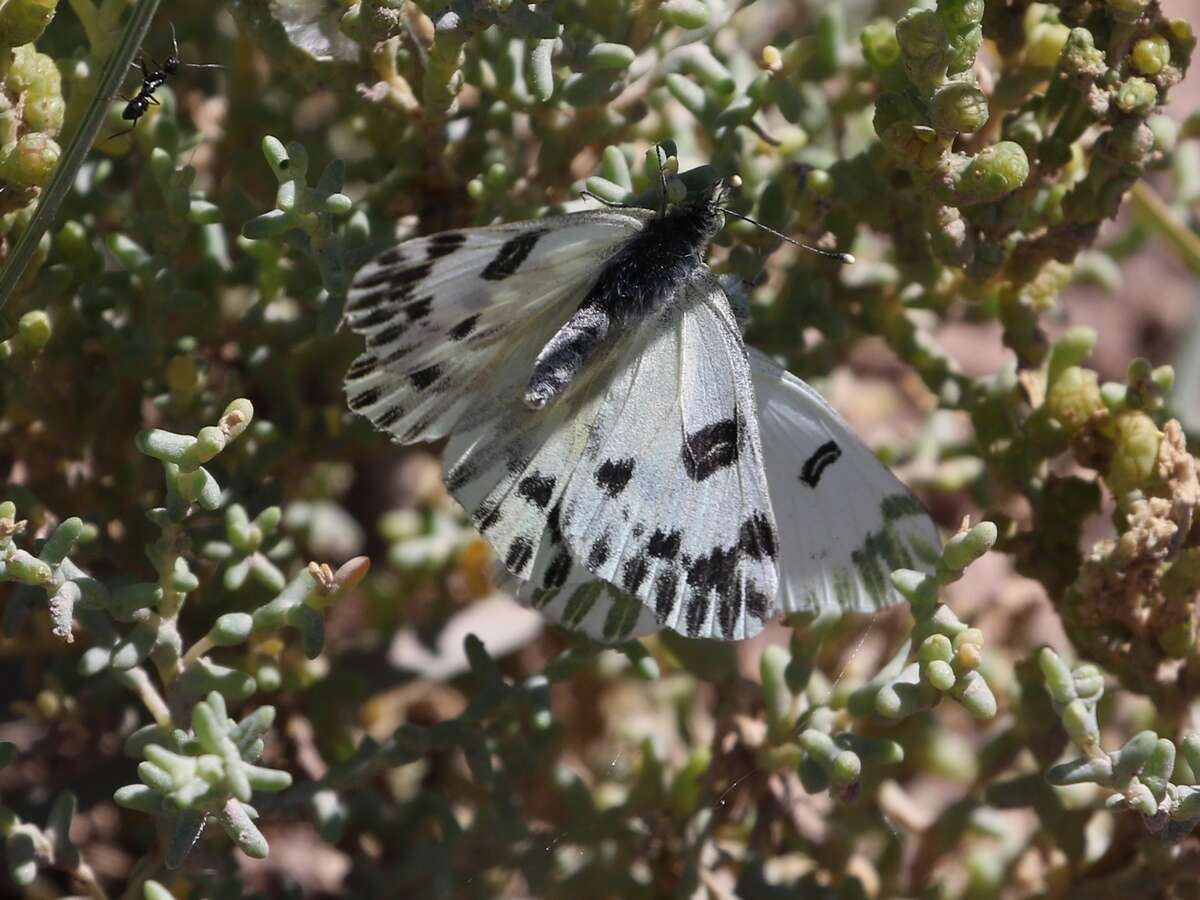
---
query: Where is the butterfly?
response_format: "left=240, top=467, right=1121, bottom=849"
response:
left=343, top=172, right=939, bottom=642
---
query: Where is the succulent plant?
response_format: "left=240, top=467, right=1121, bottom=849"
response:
left=0, top=0, right=1198, bottom=895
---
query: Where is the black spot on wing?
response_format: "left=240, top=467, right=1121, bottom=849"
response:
left=684, top=594, right=708, bottom=636
left=345, top=288, right=390, bottom=315
left=800, top=440, right=842, bottom=487
left=647, top=529, right=681, bottom=560
left=426, top=231, right=466, bottom=260
left=410, top=364, right=441, bottom=390
left=352, top=266, right=402, bottom=292
left=516, top=472, right=556, bottom=509
left=738, top=511, right=778, bottom=560
left=389, top=280, right=419, bottom=305
left=545, top=550, right=572, bottom=589
left=355, top=305, right=399, bottom=329
left=588, top=534, right=610, bottom=569
left=375, top=405, right=404, bottom=428
left=474, top=502, right=502, bottom=533
left=380, top=344, right=417, bottom=366
left=369, top=321, right=407, bottom=348
left=355, top=259, right=433, bottom=292
left=408, top=296, right=433, bottom=322
left=481, top=229, right=547, bottom=281
left=506, top=537, right=534, bottom=573
left=446, top=459, right=475, bottom=491
left=392, top=260, right=434, bottom=288
left=348, top=386, right=381, bottom=411
left=346, top=355, right=378, bottom=381
left=546, top=502, right=564, bottom=545
left=654, top=571, right=677, bottom=622
left=622, top=556, right=649, bottom=594
left=685, top=545, right=738, bottom=599
left=682, top=419, right=740, bottom=482
left=745, top=582, right=771, bottom=622
left=717, top=593, right=742, bottom=639
left=449, top=314, right=480, bottom=341
left=595, top=458, right=635, bottom=497
left=374, top=246, right=405, bottom=267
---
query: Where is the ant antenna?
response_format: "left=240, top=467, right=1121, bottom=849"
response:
left=718, top=206, right=855, bottom=264
left=167, top=22, right=223, bottom=70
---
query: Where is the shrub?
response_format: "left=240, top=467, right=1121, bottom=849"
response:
left=1, top=0, right=1198, bottom=895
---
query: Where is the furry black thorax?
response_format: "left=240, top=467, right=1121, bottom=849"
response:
left=522, top=182, right=727, bottom=410
left=583, top=182, right=726, bottom=323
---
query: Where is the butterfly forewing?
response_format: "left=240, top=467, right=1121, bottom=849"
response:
left=344, top=211, right=649, bottom=445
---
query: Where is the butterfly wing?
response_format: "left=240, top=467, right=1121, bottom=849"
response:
left=444, top=268, right=778, bottom=641
left=344, top=210, right=650, bottom=445
left=748, top=347, right=939, bottom=613
left=557, top=271, right=779, bottom=640
left=346, top=213, right=779, bottom=641
left=512, top=528, right=660, bottom=642
left=510, top=342, right=939, bottom=642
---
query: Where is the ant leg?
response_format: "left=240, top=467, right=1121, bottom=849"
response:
left=104, top=125, right=135, bottom=143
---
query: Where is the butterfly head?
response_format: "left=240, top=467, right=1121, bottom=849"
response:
left=662, top=177, right=731, bottom=244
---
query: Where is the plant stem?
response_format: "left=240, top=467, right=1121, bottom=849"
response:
left=1130, top=180, right=1200, bottom=275
left=117, top=667, right=171, bottom=728
left=0, top=0, right=162, bottom=309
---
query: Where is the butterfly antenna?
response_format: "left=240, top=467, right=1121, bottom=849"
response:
left=718, top=207, right=855, bottom=264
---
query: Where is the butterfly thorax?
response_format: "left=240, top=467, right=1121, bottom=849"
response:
left=523, top=187, right=725, bottom=411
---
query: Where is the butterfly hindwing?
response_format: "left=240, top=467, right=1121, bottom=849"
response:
left=512, top=343, right=939, bottom=643
left=517, top=506, right=661, bottom=643
left=748, top=348, right=940, bottom=613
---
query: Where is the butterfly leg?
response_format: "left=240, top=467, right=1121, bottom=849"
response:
left=579, top=191, right=632, bottom=209
left=652, top=143, right=668, bottom=217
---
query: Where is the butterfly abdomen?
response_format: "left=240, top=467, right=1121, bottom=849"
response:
left=524, top=191, right=724, bottom=411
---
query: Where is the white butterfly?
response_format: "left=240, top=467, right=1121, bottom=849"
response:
left=343, top=179, right=938, bottom=642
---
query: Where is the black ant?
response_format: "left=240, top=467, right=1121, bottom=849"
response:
left=108, top=24, right=221, bottom=141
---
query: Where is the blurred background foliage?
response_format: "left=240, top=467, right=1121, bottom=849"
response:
left=1, top=0, right=1200, bottom=896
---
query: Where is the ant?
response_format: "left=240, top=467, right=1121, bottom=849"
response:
left=108, top=24, right=221, bottom=141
